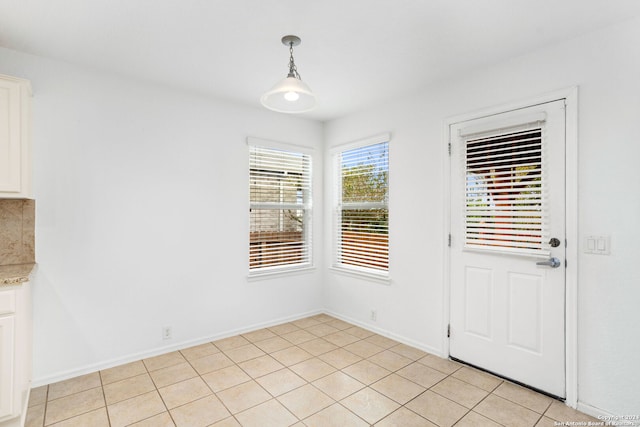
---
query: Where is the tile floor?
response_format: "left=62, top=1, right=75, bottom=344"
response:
left=25, top=314, right=598, bottom=426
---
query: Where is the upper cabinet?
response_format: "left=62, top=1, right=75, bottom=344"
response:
left=0, top=74, right=31, bottom=198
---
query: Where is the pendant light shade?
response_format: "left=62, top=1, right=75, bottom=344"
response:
left=261, top=76, right=316, bottom=113
left=261, top=35, right=316, bottom=113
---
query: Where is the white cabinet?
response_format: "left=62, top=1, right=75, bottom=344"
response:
left=0, top=74, right=31, bottom=198
left=0, top=284, right=32, bottom=427
left=0, top=315, right=16, bottom=419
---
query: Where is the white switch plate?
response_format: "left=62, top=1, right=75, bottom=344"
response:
left=585, top=235, right=610, bottom=255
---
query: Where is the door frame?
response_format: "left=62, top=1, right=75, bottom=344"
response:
left=442, top=87, right=578, bottom=407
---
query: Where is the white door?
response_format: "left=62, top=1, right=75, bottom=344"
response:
left=449, top=100, right=566, bottom=398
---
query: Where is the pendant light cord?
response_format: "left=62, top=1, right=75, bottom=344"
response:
left=287, top=42, right=302, bottom=80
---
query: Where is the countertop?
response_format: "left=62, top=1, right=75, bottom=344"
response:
left=0, top=263, right=35, bottom=286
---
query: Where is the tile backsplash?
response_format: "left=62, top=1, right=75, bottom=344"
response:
left=0, top=199, right=35, bottom=265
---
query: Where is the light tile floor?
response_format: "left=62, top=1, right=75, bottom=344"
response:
left=25, top=314, right=598, bottom=426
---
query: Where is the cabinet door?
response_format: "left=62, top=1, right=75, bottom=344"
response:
left=0, top=80, right=21, bottom=193
left=0, top=78, right=27, bottom=197
left=0, top=315, right=15, bottom=419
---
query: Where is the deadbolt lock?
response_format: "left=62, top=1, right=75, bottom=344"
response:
left=549, top=238, right=561, bottom=248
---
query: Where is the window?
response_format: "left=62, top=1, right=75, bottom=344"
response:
left=249, top=141, right=312, bottom=273
left=462, top=119, right=548, bottom=257
left=333, top=135, right=389, bottom=275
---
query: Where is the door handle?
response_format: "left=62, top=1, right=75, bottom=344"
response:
left=536, top=257, right=561, bottom=268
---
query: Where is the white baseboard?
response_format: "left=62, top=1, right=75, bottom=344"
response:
left=0, top=416, right=20, bottom=427
left=576, top=401, right=619, bottom=424
left=324, top=310, right=443, bottom=357
left=32, top=309, right=323, bottom=387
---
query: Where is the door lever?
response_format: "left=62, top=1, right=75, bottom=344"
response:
left=536, top=257, right=561, bottom=268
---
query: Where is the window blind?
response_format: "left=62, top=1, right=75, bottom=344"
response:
left=336, top=141, right=389, bottom=272
left=249, top=145, right=311, bottom=271
left=464, top=124, right=549, bottom=257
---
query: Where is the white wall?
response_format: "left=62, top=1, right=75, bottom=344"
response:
left=323, top=18, right=640, bottom=415
left=0, top=47, right=325, bottom=385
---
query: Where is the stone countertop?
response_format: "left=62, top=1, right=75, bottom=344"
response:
left=0, top=263, right=35, bottom=286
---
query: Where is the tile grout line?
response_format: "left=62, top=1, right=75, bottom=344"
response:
left=29, top=315, right=585, bottom=427
left=276, top=320, right=418, bottom=425
left=450, top=385, right=501, bottom=427
left=256, top=320, right=334, bottom=423
left=280, top=317, right=361, bottom=424
left=42, top=384, right=49, bottom=427
left=290, top=320, right=428, bottom=425
left=142, top=356, right=177, bottom=427
left=38, top=318, right=434, bottom=426
left=265, top=317, right=347, bottom=423
left=98, top=372, right=111, bottom=427
left=458, top=379, right=552, bottom=427
left=41, top=380, right=105, bottom=426
left=213, top=345, right=287, bottom=424
left=315, top=327, right=473, bottom=426
left=225, top=319, right=314, bottom=423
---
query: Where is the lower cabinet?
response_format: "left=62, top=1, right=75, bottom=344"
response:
left=0, top=283, right=32, bottom=427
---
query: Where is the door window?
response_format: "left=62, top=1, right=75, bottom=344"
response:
left=462, top=120, right=549, bottom=257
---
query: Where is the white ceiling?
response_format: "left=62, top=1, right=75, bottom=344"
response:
left=1, top=0, right=639, bottom=121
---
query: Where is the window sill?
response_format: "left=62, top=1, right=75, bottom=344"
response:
left=329, top=266, right=391, bottom=285
left=247, top=266, right=316, bottom=282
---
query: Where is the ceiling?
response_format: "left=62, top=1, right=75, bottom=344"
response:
left=1, top=0, right=639, bottom=121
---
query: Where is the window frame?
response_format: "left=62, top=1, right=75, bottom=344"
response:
left=331, top=133, right=390, bottom=281
left=247, top=137, right=313, bottom=278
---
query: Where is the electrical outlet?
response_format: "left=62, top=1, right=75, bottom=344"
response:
left=370, top=310, right=377, bottom=321
left=162, top=326, right=172, bottom=340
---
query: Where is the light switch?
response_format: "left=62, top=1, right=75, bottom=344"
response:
left=585, top=235, right=610, bottom=255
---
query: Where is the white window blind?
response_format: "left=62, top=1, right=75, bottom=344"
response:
left=463, top=122, right=549, bottom=257
left=249, top=145, right=311, bottom=272
left=335, top=140, right=389, bottom=273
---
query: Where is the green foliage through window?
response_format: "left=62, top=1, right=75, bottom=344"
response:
left=337, top=141, right=389, bottom=272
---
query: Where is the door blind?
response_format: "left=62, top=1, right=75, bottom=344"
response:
left=249, top=145, right=311, bottom=271
left=464, top=124, right=550, bottom=257
left=336, top=141, right=389, bottom=272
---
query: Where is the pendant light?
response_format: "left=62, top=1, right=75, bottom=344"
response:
left=261, top=35, right=316, bottom=113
